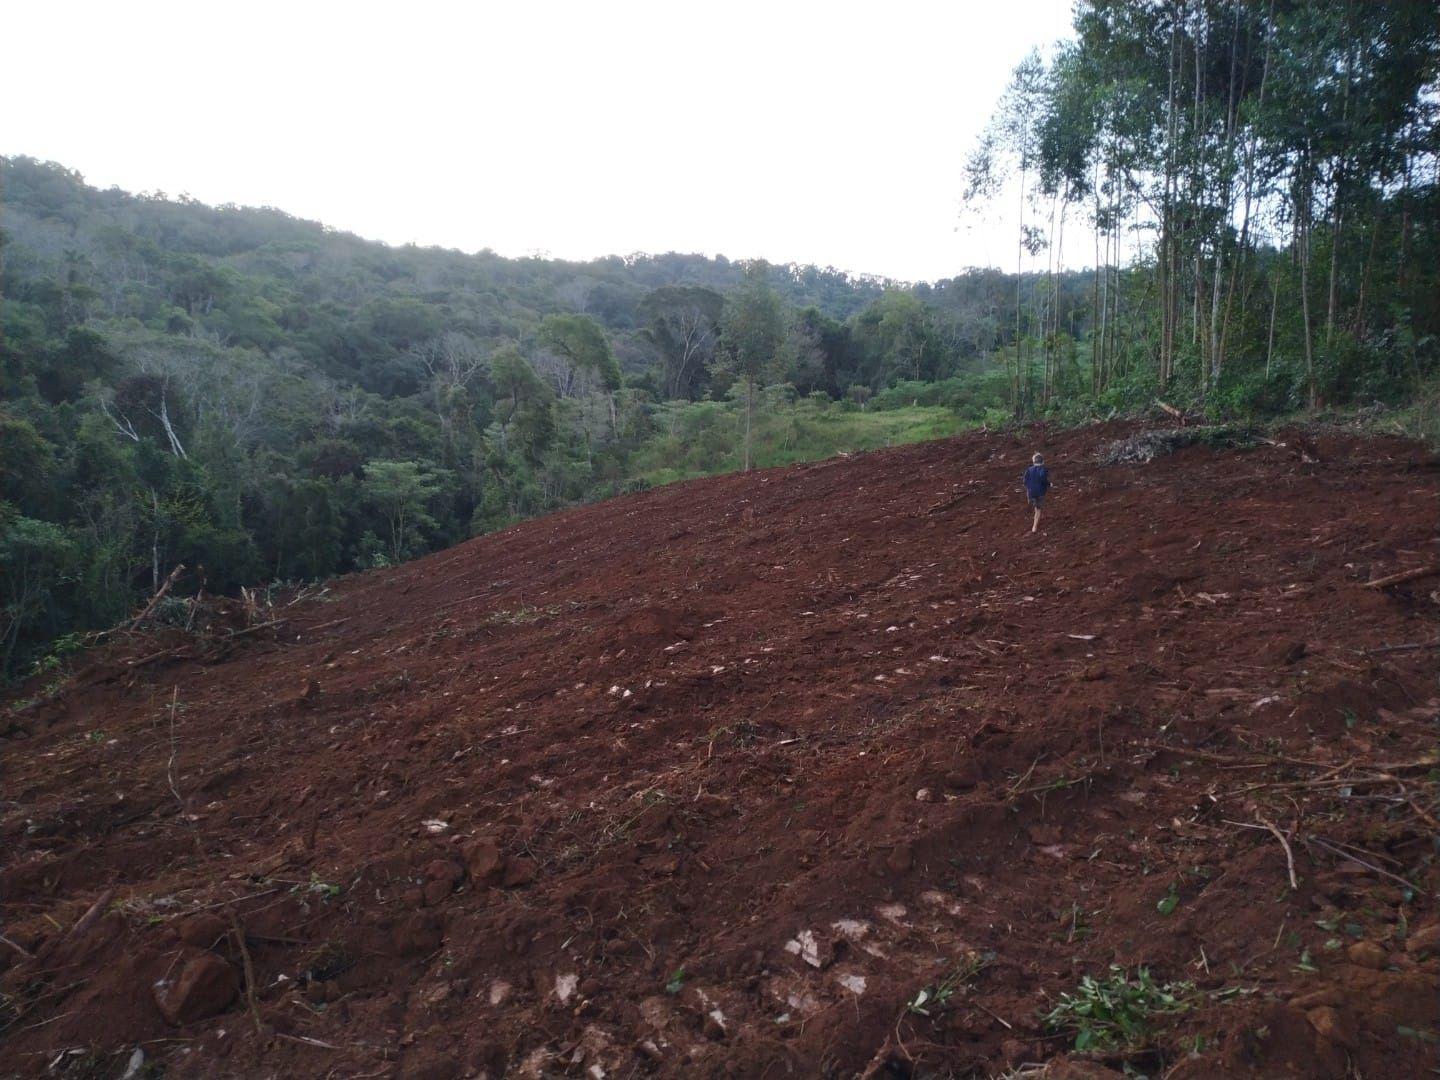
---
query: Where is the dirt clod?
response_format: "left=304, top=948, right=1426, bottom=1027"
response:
left=1346, top=941, right=1388, bottom=970
left=1305, top=1005, right=1359, bottom=1050
left=153, top=950, right=238, bottom=1026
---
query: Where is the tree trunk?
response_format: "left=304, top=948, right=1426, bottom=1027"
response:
left=1266, top=270, right=1279, bottom=378
left=743, top=376, right=754, bottom=472
left=1299, top=193, right=1317, bottom=409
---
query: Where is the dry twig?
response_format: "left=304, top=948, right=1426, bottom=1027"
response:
left=230, top=910, right=265, bottom=1037
left=1363, top=564, right=1440, bottom=589
left=1305, top=836, right=1418, bottom=892
left=1260, top=818, right=1299, bottom=890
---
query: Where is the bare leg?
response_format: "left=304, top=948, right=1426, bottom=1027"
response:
left=1031, top=505, right=1041, bottom=533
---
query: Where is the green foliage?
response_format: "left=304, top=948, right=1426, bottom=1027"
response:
left=361, top=460, right=450, bottom=563
left=3, top=82, right=1438, bottom=678
left=906, top=951, right=994, bottom=1017
left=0, top=504, right=79, bottom=676
left=1044, top=966, right=1196, bottom=1052
left=539, top=313, right=621, bottom=393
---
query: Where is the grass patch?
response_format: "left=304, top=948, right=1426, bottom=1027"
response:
left=627, top=397, right=982, bottom=488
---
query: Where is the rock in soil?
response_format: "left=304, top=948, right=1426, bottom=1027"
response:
left=153, top=951, right=238, bottom=1025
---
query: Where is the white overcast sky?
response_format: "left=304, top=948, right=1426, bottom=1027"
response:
left=5, top=0, right=1075, bottom=283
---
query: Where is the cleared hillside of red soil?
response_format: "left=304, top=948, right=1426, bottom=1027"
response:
left=3, top=422, right=1438, bottom=1079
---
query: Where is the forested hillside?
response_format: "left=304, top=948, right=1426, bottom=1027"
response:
left=3, top=0, right=1438, bottom=681
left=1, top=156, right=1079, bottom=677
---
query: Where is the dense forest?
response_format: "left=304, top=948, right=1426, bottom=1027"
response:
left=963, top=0, right=1439, bottom=416
left=0, top=157, right=1079, bottom=677
left=3, top=0, right=1438, bottom=679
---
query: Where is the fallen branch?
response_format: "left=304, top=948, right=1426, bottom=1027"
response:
left=129, top=564, right=186, bottom=630
left=274, top=1033, right=346, bottom=1051
left=301, top=616, right=350, bottom=634
left=1305, top=835, right=1418, bottom=892
left=1363, top=564, right=1440, bottom=589
left=1376, top=772, right=1440, bottom=831
left=924, top=491, right=972, bottom=516
left=971, top=1000, right=1013, bottom=1030
left=1154, top=399, right=1186, bottom=424
left=1227, top=762, right=1438, bottom=796
left=125, top=648, right=197, bottom=670
left=1260, top=818, right=1298, bottom=890
left=0, top=932, right=35, bottom=960
left=72, top=887, right=118, bottom=939
left=225, top=619, right=288, bottom=640
left=230, top=910, right=265, bottom=1037
left=1365, top=638, right=1440, bottom=655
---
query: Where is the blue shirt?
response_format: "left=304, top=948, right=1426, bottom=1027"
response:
left=1023, top=464, right=1050, bottom=499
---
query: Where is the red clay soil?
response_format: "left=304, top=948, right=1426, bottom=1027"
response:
left=3, top=421, right=1439, bottom=1080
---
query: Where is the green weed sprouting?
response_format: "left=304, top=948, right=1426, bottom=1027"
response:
left=1044, top=965, right=1195, bottom=1051
left=906, top=951, right=995, bottom=1017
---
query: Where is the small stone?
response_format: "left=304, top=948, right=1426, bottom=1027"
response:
left=120, top=1048, right=146, bottom=1080
left=465, top=838, right=507, bottom=886
left=1405, top=923, right=1440, bottom=959
left=154, top=951, right=238, bottom=1025
left=914, top=788, right=934, bottom=802
left=1306, top=1005, right=1358, bottom=1050
left=1346, top=941, right=1387, bottom=970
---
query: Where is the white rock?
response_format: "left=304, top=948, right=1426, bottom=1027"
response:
left=784, top=929, right=822, bottom=968
left=555, top=973, right=579, bottom=1004
left=121, top=1049, right=146, bottom=1080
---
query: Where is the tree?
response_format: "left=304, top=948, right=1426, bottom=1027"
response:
left=537, top=313, right=622, bottom=441
left=638, top=285, right=724, bottom=400
left=717, top=266, right=785, bottom=471
left=361, top=460, right=448, bottom=564
left=538, top=314, right=621, bottom=397
left=0, top=504, right=77, bottom=677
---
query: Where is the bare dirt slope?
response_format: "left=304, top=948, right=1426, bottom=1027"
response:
left=3, top=422, right=1439, bottom=1079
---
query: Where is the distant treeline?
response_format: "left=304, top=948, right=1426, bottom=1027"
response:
left=0, top=155, right=1080, bottom=677
left=4, top=0, right=1439, bottom=685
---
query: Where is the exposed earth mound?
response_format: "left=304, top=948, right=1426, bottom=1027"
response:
left=3, top=422, right=1438, bottom=1079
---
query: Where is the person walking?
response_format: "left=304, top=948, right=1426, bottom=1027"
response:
left=1023, top=452, right=1050, bottom=534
